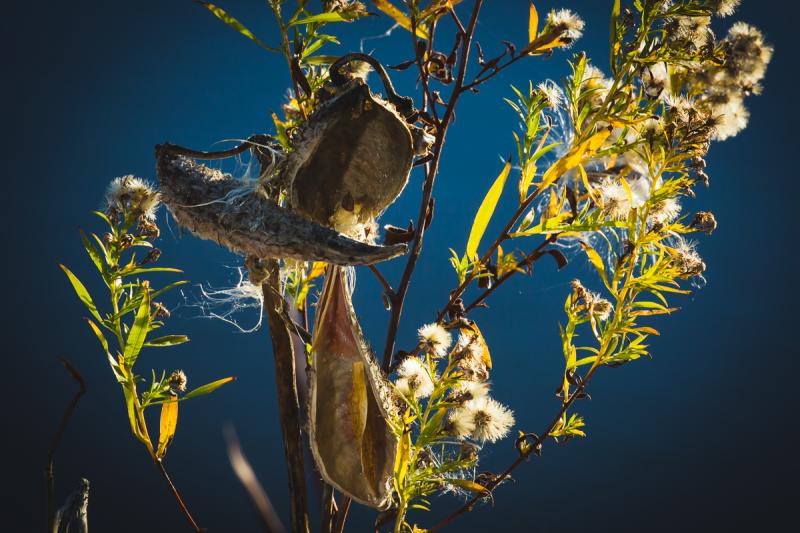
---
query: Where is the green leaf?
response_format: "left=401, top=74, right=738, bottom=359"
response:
left=370, top=0, right=429, bottom=39
left=289, top=12, right=354, bottom=26
left=199, top=2, right=279, bottom=52
left=144, top=335, right=189, bottom=348
left=80, top=229, right=106, bottom=277
left=60, top=264, right=102, bottom=322
left=123, top=286, right=151, bottom=366
left=466, top=158, right=512, bottom=261
left=85, top=318, right=109, bottom=353
left=182, top=377, right=236, bottom=400
left=119, top=266, right=183, bottom=278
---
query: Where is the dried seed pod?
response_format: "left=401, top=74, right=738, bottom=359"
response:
left=285, top=79, right=414, bottom=229
left=309, top=266, right=398, bottom=508
left=156, top=147, right=406, bottom=266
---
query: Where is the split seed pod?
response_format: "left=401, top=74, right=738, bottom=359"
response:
left=155, top=147, right=406, bottom=266
left=309, top=266, right=398, bottom=508
left=285, top=56, right=418, bottom=230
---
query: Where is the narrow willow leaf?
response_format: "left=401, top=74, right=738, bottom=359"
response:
left=540, top=129, right=612, bottom=190
left=144, top=335, right=189, bottom=348
left=394, top=428, right=411, bottom=487
left=60, top=264, right=102, bottom=322
left=308, top=261, right=327, bottom=280
left=448, top=478, right=490, bottom=495
left=528, top=2, right=539, bottom=44
left=199, top=3, right=279, bottom=52
left=518, top=160, right=537, bottom=203
left=182, top=377, right=236, bottom=400
left=466, top=159, right=512, bottom=261
left=610, top=0, right=622, bottom=73
left=579, top=241, right=611, bottom=291
left=156, top=398, right=179, bottom=458
left=123, top=286, right=151, bottom=366
left=85, top=318, right=109, bottom=354
left=371, top=0, right=429, bottom=39
left=289, top=12, right=355, bottom=26
left=119, top=266, right=183, bottom=277
left=80, top=229, right=105, bottom=276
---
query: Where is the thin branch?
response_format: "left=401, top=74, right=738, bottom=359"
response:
left=154, top=459, right=204, bottom=532
left=381, top=0, right=485, bottom=372
left=262, top=261, right=311, bottom=533
left=333, top=496, right=352, bottom=533
left=368, top=264, right=395, bottom=296
left=428, top=364, right=601, bottom=532
left=225, top=426, right=286, bottom=533
left=46, top=357, right=86, bottom=532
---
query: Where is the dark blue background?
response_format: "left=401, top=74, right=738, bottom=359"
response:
left=5, top=1, right=797, bottom=531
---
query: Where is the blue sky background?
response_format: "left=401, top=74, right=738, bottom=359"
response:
left=5, top=1, right=798, bottom=531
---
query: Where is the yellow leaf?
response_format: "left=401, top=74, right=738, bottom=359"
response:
left=371, top=0, right=429, bottom=39
left=467, top=160, right=512, bottom=261
left=518, top=160, right=537, bottom=203
left=394, top=427, right=411, bottom=487
left=448, top=478, right=490, bottom=495
left=307, top=261, right=327, bottom=281
left=528, top=2, right=539, bottom=44
left=540, top=129, right=612, bottom=190
left=579, top=241, right=611, bottom=291
left=157, top=397, right=179, bottom=458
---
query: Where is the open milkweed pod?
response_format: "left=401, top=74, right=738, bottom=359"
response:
left=155, top=147, right=406, bottom=266
left=285, top=55, right=419, bottom=231
left=309, top=265, right=399, bottom=508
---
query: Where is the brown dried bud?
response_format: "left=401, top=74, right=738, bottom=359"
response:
left=690, top=212, right=718, bottom=235
left=140, top=248, right=161, bottom=265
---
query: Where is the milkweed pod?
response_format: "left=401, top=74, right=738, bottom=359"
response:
left=309, top=265, right=398, bottom=508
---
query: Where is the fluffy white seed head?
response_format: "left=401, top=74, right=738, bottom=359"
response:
left=395, top=357, right=434, bottom=400
left=105, top=175, right=160, bottom=220
left=649, top=197, right=682, bottom=225
left=546, top=9, right=585, bottom=41
left=417, top=323, right=452, bottom=358
left=463, top=396, right=515, bottom=443
left=708, top=0, right=741, bottom=17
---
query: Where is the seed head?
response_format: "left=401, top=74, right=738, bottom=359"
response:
left=105, top=175, right=160, bottom=221
left=417, top=323, right=452, bottom=358
left=395, top=357, right=434, bottom=400
left=690, top=211, right=718, bottom=235
left=546, top=9, right=585, bottom=41
left=463, top=396, right=515, bottom=443
left=168, top=369, right=187, bottom=394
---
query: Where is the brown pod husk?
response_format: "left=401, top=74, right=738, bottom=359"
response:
left=309, top=265, right=398, bottom=509
left=285, top=80, right=414, bottom=229
left=155, top=147, right=406, bottom=266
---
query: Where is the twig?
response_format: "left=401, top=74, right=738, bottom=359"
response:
left=262, top=261, right=311, bottom=533
left=153, top=458, right=203, bottom=532
left=46, top=357, right=86, bottom=532
left=320, top=483, right=336, bottom=533
left=225, top=426, right=286, bottom=533
left=462, top=235, right=559, bottom=315
left=368, top=264, right=395, bottom=297
left=381, top=0, right=485, bottom=372
left=428, top=364, right=600, bottom=532
left=333, top=496, right=352, bottom=533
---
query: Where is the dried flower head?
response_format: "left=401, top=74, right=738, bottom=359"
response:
left=709, top=94, right=749, bottom=141
left=453, top=332, right=489, bottom=382
left=690, top=211, right=718, bottom=235
left=168, top=369, right=187, bottom=394
left=723, top=22, right=773, bottom=88
left=649, top=197, right=682, bottom=225
left=537, top=81, right=564, bottom=108
left=463, top=396, right=515, bottom=443
left=450, top=380, right=490, bottom=405
left=546, top=9, right=585, bottom=42
left=669, top=16, right=713, bottom=50
left=598, top=181, right=632, bottom=221
left=590, top=298, right=613, bottom=322
left=671, top=239, right=706, bottom=278
left=446, top=407, right=477, bottom=439
left=418, top=323, right=452, bottom=358
left=395, top=357, right=434, bottom=400
left=106, top=175, right=160, bottom=221
left=707, top=0, right=741, bottom=17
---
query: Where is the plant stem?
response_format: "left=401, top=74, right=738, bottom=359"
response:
left=381, top=0, right=485, bottom=372
left=262, top=261, right=311, bottom=533
left=154, top=458, right=203, bottom=532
